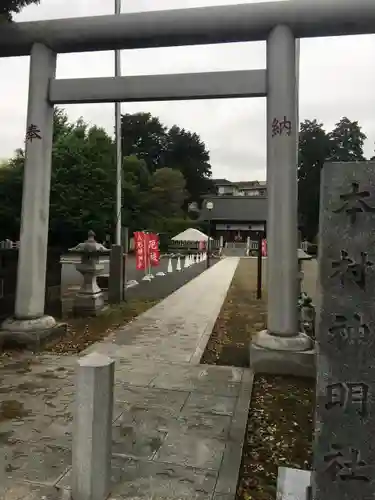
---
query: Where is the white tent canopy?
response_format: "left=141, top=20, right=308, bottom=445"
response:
left=171, top=228, right=212, bottom=242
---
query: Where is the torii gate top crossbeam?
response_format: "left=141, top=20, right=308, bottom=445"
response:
left=1, top=0, right=375, bottom=57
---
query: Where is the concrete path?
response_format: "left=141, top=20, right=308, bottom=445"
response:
left=62, top=259, right=219, bottom=316
left=86, top=257, right=239, bottom=364
left=1, top=257, right=253, bottom=500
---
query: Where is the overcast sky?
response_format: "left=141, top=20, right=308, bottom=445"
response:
left=0, top=0, right=374, bottom=181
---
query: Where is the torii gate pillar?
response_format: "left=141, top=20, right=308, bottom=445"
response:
left=2, top=43, right=57, bottom=339
left=250, top=25, right=314, bottom=376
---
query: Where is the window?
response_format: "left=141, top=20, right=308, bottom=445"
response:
left=218, top=186, right=234, bottom=195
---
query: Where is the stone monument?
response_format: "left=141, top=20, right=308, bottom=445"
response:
left=313, top=161, right=375, bottom=499
left=69, top=231, right=110, bottom=316
left=277, top=161, right=375, bottom=499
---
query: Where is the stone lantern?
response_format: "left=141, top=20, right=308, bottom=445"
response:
left=297, top=248, right=315, bottom=339
left=69, top=230, right=110, bottom=316
left=297, top=248, right=312, bottom=297
left=298, top=293, right=316, bottom=339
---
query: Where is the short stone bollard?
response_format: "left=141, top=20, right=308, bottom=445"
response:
left=72, top=353, right=115, bottom=500
left=69, top=231, right=110, bottom=316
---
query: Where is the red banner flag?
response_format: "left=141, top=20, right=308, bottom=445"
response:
left=148, top=233, right=160, bottom=267
left=144, top=232, right=150, bottom=270
left=261, top=238, right=268, bottom=257
left=134, top=231, right=146, bottom=270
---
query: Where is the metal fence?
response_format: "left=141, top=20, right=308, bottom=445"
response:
left=168, top=240, right=221, bottom=254
left=301, top=240, right=309, bottom=252
left=245, top=240, right=311, bottom=252
left=0, top=239, right=20, bottom=250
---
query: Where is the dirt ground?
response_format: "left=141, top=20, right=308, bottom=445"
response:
left=44, top=298, right=158, bottom=354
left=201, top=258, right=315, bottom=500
left=201, top=259, right=267, bottom=367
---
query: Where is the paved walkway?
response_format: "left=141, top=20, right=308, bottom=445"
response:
left=1, top=257, right=253, bottom=500
left=86, top=257, right=239, bottom=364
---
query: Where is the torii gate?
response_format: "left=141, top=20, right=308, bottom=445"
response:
left=0, top=0, right=374, bottom=352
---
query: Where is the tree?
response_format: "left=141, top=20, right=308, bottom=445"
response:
left=120, top=113, right=214, bottom=204
left=120, top=113, right=167, bottom=173
left=297, top=120, right=331, bottom=241
left=1, top=0, right=40, bottom=21
left=0, top=109, right=116, bottom=245
left=298, top=117, right=369, bottom=240
left=49, top=117, right=116, bottom=246
left=147, top=167, right=187, bottom=220
left=163, top=126, right=213, bottom=204
left=121, top=155, right=151, bottom=232
left=0, top=108, right=212, bottom=244
left=0, top=150, right=25, bottom=239
left=328, top=117, right=367, bottom=162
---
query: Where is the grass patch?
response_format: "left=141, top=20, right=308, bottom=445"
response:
left=201, top=259, right=267, bottom=367
left=44, top=298, right=158, bottom=354
left=201, top=258, right=315, bottom=500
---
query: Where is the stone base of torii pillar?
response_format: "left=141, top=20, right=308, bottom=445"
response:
left=0, top=315, right=67, bottom=350
left=250, top=330, right=315, bottom=378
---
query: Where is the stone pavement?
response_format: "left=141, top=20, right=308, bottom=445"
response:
left=0, top=257, right=253, bottom=500
left=86, top=257, right=239, bottom=365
